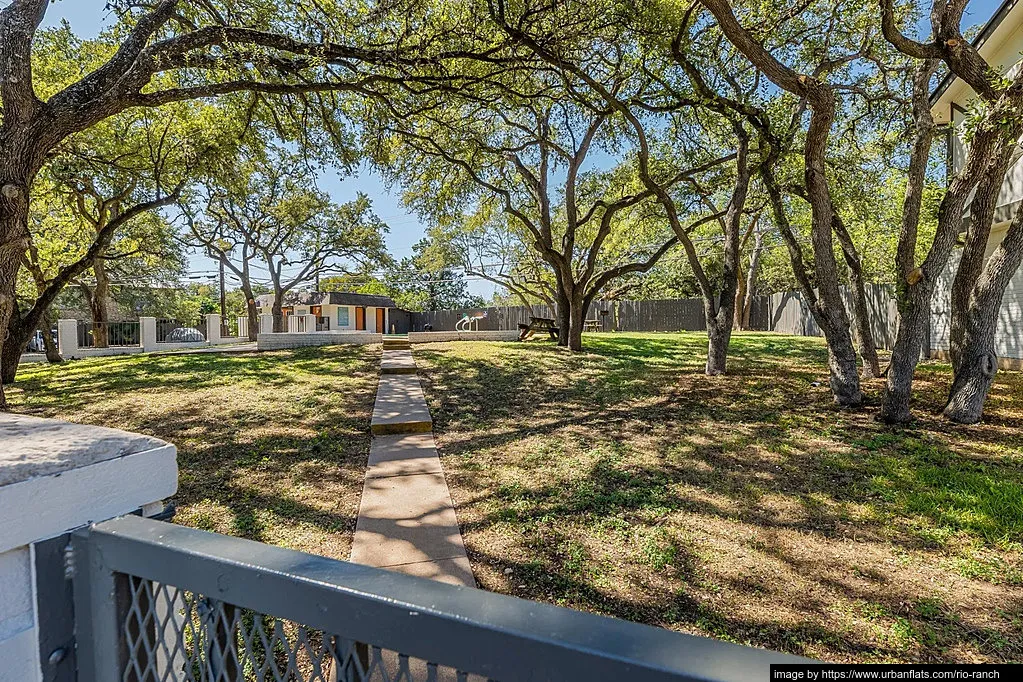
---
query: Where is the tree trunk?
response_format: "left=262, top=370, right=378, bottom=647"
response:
left=0, top=327, right=23, bottom=389
left=0, top=178, right=31, bottom=408
left=764, top=170, right=862, bottom=406
left=879, top=64, right=1016, bottom=423
left=942, top=324, right=998, bottom=424
left=244, top=290, right=258, bottom=342
left=89, top=257, right=111, bottom=347
left=0, top=299, right=48, bottom=385
left=272, top=298, right=285, bottom=333
left=878, top=281, right=933, bottom=423
left=40, top=307, right=61, bottom=363
left=566, top=294, right=585, bottom=352
left=733, top=261, right=747, bottom=330
left=741, top=230, right=764, bottom=329
left=706, top=308, right=733, bottom=375
left=555, top=276, right=570, bottom=348
left=943, top=207, right=1023, bottom=423
left=831, top=213, right=880, bottom=378
left=846, top=263, right=880, bottom=378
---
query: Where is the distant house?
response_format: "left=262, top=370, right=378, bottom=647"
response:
left=929, top=0, right=1023, bottom=367
left=255, top=292, right=411, bottom=334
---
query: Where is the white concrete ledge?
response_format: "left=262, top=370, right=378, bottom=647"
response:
left=0, top=413, right=178, bottom=681
left=0, top=413, right=178, bottom=554
left=407, top=330, right=521, bottom=343
left=148, top=336, right=240, bottom=352
left=257, top=332, right=382, bottom=350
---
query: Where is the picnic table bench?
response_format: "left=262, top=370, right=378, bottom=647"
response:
left=518, top=316, right=559, bottom=341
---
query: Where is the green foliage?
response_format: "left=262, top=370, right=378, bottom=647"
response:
left=385, top=239, right=485, bottom=311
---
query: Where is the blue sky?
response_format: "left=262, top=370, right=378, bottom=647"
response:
left=32, top=0, right=1008, bottom=296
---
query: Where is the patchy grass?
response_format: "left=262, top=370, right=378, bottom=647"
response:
left=414, top=332, right=1023, bottom=663
left=9, top=346, right=379, bottom=559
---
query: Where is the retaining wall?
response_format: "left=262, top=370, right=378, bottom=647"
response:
left=257, top=332, right=383, bottom=350
left=407, top=330, right=521, bottom=343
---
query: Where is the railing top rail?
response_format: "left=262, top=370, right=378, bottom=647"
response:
left=78, top=515, right=808, bottom=682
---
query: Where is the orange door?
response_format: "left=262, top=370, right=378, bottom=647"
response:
left=355, top=307, right=366, bottom=330
left=375, top=308, right=385, bottom=333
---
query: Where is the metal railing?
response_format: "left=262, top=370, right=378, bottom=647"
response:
left=70, top=515, right=804, bottom=682
left=77, top=321, right=141, bottom=348
left=220, top=316, right=240, bottom=339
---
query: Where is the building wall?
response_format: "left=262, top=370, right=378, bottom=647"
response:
left=933, top=8, right=1023, bottom=366
left=931, top=222, right=1023, bottom=363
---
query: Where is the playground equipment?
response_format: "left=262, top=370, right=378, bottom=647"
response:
left=455, top=311, right=487, bottom=331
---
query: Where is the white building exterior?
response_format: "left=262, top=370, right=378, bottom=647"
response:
left=255, top=292, right=401, bottom=334
left=929, top=0, right=1023, bottom=368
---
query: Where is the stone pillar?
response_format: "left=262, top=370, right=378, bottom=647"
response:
left=140, top=317, right=157, bottom=352
left=237, top=316, right=248, bottom=339
left=304, top=314, right=317, bottom=333
left=56, top=320, right=78, bottom=360
left=205, top=314, right=221, bottom=344
left=259, top=314, right=274, bottom=335
left=0, top=413, right=177, bottom=682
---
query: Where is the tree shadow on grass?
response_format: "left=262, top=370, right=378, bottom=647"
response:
left=413, top=334, right=1023, bottom=662
left=13, top=345, right=381, bottom=561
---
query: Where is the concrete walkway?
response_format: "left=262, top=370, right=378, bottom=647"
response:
left=350, top=344, right=474, bottom=587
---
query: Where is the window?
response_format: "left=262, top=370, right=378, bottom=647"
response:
left=337, top=307, right=350, bottom=327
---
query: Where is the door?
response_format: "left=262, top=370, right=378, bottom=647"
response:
left=375, top=308, right=385, bottom=333
left=355, top=307, right=366, bottom=330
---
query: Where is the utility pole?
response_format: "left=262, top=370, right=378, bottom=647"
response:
left=218, top=223, right=228, bottom=337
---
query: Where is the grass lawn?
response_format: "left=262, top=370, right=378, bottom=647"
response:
left=413, top=332, right=1023, bottom=663
left=9, top=345, right=379, bottom=560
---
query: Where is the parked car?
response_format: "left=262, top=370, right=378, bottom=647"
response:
left=165, top=327, right=206, bottom=342
left=26, top=328, right=57, bottom=352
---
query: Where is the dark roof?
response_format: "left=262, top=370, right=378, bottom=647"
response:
left=320, top=292, right=397, bottom=307
left=256, top=292, right=398, bottom=308
left=930, top=0, right=1020, bottom=104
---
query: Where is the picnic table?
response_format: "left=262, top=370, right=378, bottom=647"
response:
left=518, top=316, right=559, bottom=341
left=583, top=319, right=602, bottom=332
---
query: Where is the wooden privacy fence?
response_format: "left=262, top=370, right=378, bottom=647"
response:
left=763, top=284, right=901, bottom=350
left=408, top=284, right=902, bottom=349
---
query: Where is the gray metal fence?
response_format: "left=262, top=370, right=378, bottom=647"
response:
left=408, top=285, right=898, bottom=349
left=70, top=515, right=804, bottom=682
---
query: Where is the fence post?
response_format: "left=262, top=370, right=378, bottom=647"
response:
left=140, top=317, right=157, bottom=352
left=56, top=319, right=79, bottom=360
left=72, top=527, right=134, bottom=682
left=205, top=314, right=221, bottom=344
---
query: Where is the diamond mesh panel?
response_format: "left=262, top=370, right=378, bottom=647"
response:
left=122, top=576, right=490, bottom=682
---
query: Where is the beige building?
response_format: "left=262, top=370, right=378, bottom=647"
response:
left=255, top=292, right=407, bottom=334
left=929, top=0, right=1023, bottom=365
